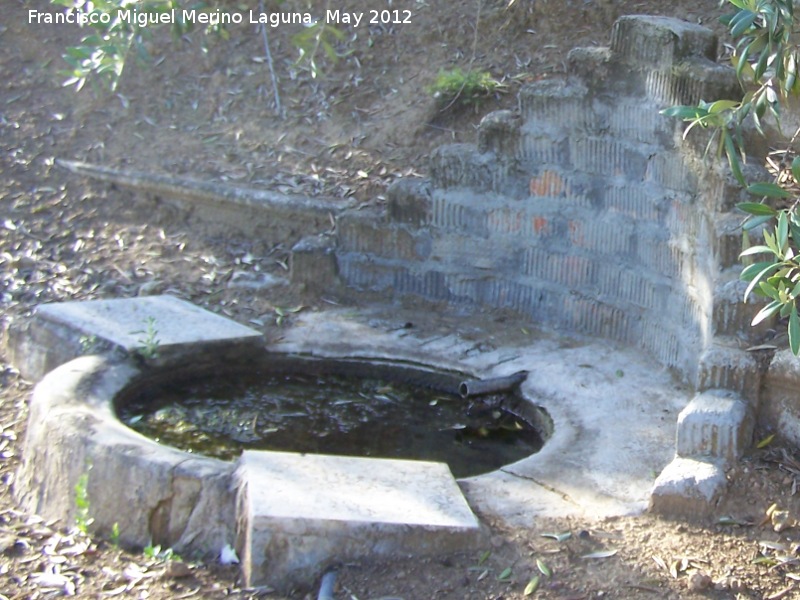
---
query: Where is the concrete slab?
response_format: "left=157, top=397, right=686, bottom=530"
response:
left=234, top=450, right=482, bottom=591
left=6, top=295, right=263, bottom=381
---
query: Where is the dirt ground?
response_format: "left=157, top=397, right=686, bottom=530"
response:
left=7, top=0, right=800, bottom=598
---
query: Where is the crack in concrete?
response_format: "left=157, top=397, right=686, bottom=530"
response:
left=499, top=468, right=580, bottom=506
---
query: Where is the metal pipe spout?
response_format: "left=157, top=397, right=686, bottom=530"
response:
left=459, top=370, right=528, bottom=398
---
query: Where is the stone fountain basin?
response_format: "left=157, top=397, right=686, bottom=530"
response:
left=17, top=352, right=495, bottom=590
left=11, top=296, right=692, bottom=591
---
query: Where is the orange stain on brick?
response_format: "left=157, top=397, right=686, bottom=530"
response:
left=568, top=220, right=584, bottom=245
left=529, top=170, right=564, bottom=197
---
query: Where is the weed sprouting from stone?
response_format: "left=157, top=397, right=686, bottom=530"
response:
left=74, top=467, right=93, bottom=535
left=131, top=316, right=160, bottom=360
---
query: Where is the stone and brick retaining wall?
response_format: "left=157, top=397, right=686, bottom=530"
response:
left=322, top=15, right=756, bottom=390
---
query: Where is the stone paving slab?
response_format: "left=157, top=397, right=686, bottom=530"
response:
left=235, top=450, right=482, bottom=590
left=37, top=295, right=260, bottom=348
left=7, top=295, right=262, bottom=381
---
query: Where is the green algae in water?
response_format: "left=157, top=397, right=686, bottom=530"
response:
left=119, top=372, right=543, bottom=478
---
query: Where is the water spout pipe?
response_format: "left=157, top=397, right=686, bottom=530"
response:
left=459, top=370, right=528, bottom=398
left=317, top=568, right=338, bottom=600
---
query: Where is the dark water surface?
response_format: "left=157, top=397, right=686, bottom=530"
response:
left=119, top=372, right=543, bottom=478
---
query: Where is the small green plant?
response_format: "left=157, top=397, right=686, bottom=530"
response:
left=291, top=18, right=348, bottom=80
left=132, top=316, right=161, bottom=360
left=51, top=0, right=203, bottom=92
left=110, top=522, right=121, bottom=547
left=144, top=543, right=182, bottom=562
left=50, top=0, right=345, bottom=97
left=78, top=334, right=99, bottom=354
left=74, top=467, right=93, bottom=535
left=428, top=68, right=506, bottom=110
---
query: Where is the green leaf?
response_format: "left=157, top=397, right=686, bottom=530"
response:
left=747, top=182, right=793, bottom=198
left=740, top=244, right=776, bottom=257
left=730, top=10, right=757, bottom=36
left=790, top=305, right=800, bottom=355
left=755, top=45, right=771, bottom=80
left=541, top=531, right=572, bottom=542
left=524, top=575, right=540, bottom=596
left=723, top=132, right=746, bottom=186
left=660, top=105, right=708, bottom=119
left=497, top=567, right=513, bottom=581
left=759, top=280, right=780, bottom=300
left=757, top=433, right=776, bottom=448
left=743, top=262, right=780, bottom=300
left=778, top=211, right=790, bottom=253
left=744, top=214, right=778, bottom=231
left=708, top=99, right=740, bottom=113
left=764, top=229, right=779, bottom=254
left=751, top=299, right=782, bottom=325
left=737, top=202, right=779, bottom=216
left=787, top=53, right=799, bottom=94
left=741, top=260, right=778, bottom=282
left=536, top=558, right=551, bottom=577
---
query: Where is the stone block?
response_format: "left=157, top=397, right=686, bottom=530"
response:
left=387, top=178, right=432, bottom=225
left=640, top=318, right=686, bottom=372
left=518, top=80, right=592, bottom=132
left=518, top=132, right=570, bottom=169
left=6, top=295, right=263, bottom=381
left=570, top=137, right=650, bottom=180
left=713, top=214, right=747, bottom=269
left=602, top=182, right=661, bottom=221
left=566, top=46, right=612, bottom=90
left=649, top=457, right=727, bottom=518
left=336, top=254, right=397, bottom=292
left=429, top=144, right=514, bottom=192
left=697, top=344, right=762, bottom=402
left=290, top=234, right=340, bottom=293
left=676, top=389, right=753, bottom=463
left=713, top=277, right=775, bottom=339
left=600, top=98, right=675, bottom=146
left=523, top=247, right=596, bottom=289
left=567, top=215, right=635, bottom=256
left=645, top=151, right=699, bottom=194
left=431, top=192, right=489, bottom=237
left=596, top=264, right=669, bottom=312
left=669, top=59, right=740, bottom=106
left=234, top=451, right=482, bottom=592
left=338, top=213, right=431, bottom=261
left=760, top=350, right=800, bottom=449
left=394, top=269, right=451, bottom=301
left=431, top=235, right=522, bottom=273
left=477, top=110, right=521, bottom=158
left=611, top=16, right=717, bottom=68
left=558, top=293, right=639, bottom=344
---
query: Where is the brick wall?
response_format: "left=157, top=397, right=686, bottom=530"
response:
left=313, top=16, right=764, bottom=387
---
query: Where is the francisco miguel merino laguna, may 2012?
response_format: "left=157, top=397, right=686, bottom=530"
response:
left=27, top=7, right=412, bottom=28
